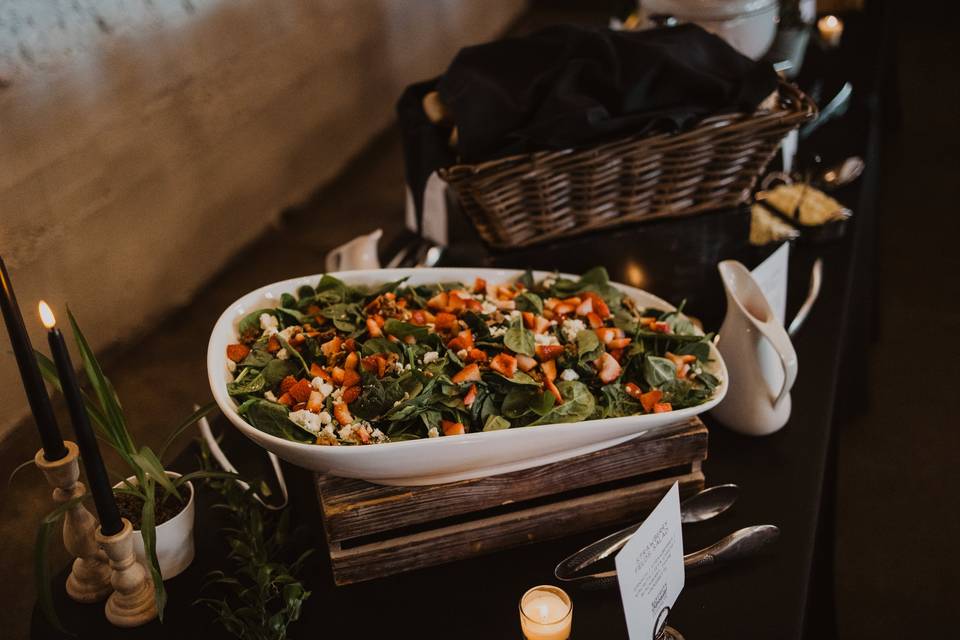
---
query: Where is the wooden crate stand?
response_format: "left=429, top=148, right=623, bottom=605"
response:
left=316, top=417, right=708, bottom=585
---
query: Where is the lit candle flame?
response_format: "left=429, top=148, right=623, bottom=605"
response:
left=823, top=15, right=839, bottom=28
left=38, top=301, right=56, bottom=329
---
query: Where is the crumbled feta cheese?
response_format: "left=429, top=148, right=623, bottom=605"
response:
left=278, top=326, right=298, bottom=341
left=311, top=378, right=333, bottom=396
left=481, top=300, right=499, bottom=315
left=337, top=424, right=355, bottom=440
left=495, top=299, right=516, bottom=311
left=560, top=368, right=580, bottom=381
left=428, top=427, right=439, bottom=438
left=225, top=359, right=236, bottom=373
left=423, top=351, right=440, bottom=364
left=259, top=313, right=279, bottom=333
left=508, top=309, right=522, bottom=320
left=489, top=325, right=508, bottom=338
left=331, top=387, right=343, bottom=400
left=276, top=348, right=289, bottom=360
left=534, top=333, right=560, bottom=346
left=264, top=390, right=278, bottom=402
left=561, top=318, right=586, bottom=342
left=457, top=348, right=469, bottom=360
left=315, top=423, right=338, bottom=445
left=371, top=428, right=385, bottom=442
left=543, top=276, right=557, bottom=288
left=321, top=423, right=335, bottom=436
left=288, top=410, right=321, bottom=433
left=317, top=411, right=332, bottom=425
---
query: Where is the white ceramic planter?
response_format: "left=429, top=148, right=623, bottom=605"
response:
left=114, top=472, right=196, bottom=580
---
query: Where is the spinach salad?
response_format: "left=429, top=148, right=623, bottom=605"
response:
left=224, top=268, right=720, bottom=446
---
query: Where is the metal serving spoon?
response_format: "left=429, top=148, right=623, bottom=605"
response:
left=558, top=525, right=781, bottom=590
left=555, top=484, right=739, bottom=578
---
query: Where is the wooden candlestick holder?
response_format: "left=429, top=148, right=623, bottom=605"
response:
left=96, top=518, right=157, bottom=627
left=34, top=441, right=113, bottom=603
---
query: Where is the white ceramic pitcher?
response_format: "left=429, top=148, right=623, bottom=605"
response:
left=711, top=260, right=798, bottom=436
left=325, top=228, right=382, bottom=272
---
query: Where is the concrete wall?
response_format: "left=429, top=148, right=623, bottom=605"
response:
left=0, top=0, right=524, bottom=441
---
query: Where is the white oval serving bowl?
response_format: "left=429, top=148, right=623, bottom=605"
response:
left=207, top=268, right=727, bottom=485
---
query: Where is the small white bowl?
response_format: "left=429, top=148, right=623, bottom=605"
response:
left=207, top=268, right=727, bottom=485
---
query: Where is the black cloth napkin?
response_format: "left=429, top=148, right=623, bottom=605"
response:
left=398, top=23, right=778, bottom=229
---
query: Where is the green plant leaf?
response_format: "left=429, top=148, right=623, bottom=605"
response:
left=482, top=415, right=511, bottom=431
left=159, top=402, right=217, bottom=461
left=514, top=291, right=543, bottom=315
left=7, top=457, right=35, bottom=486
left=275, top=335, right=308, bottom=375
left=644, top=355, right=676, bottom=388
left=139, top=479, right=167, bottom=621
left=576, top=329, right=602, bottom=361
left=383, top=319, right=429, bottom=341
left=131, top=446, right=180, bottom=500
left=504, top=317, right=535, bottom=357
left=261, top=359, right=299, bottom=387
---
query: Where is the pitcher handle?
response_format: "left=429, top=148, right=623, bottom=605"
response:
left=757, top=316, right=799, bottom=406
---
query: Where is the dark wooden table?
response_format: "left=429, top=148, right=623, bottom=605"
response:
left=33, top=8, right=890, bottom=640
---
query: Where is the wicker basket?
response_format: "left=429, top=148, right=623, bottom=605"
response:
left=439, top=81, right=817, bottom=249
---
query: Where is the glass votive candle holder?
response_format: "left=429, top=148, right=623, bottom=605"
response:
left=519, top=585, right=572, bottom=640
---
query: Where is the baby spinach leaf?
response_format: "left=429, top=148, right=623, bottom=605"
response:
left=296, top=284, right=316, bottom=299
left=677, top=340, right=711, bottom=362
left=504, top=317, right=535, bottom=357
left=240, top=400, right=311, bottom=443
left=262, top=359, right=299, bottom=386
left=361, top=337, right=403, bottom=357
left=275, top=335, right=308, bottom=374
left=275, top=307, right=307, bottom=326
left=528, top=381, right=595, bottom=426
left=461, top=311, right=491, bottom=338
left=515, top=292, right=544, bottom=315
left=227, top=373, right=266, bottom=397
left=383, top=319, right=430, bottom=341
left=280, top=293, right=297, bottom=309
left=644, top=356, right=676, bottom=388
left=368, top=277, right=409, bottom=299
left=598, top=383, right=642, bottom=418
left=241, top=349, right=274, bottom=368
left=237, top=309, right=274, bottom=342
left=483, top=415, right=511, bottom=432
left=576, top=329, right=602, bottom=361
left=352, top=375, right=405, bottom=421
left=517, top=270, right=536, bottom=289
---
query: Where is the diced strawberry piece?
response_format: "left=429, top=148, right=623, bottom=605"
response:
left=594, top=352, right=622, bottom=383
left=333, top=402, right=352, bottom=425
left=441, top=420, right=466, bottom=436
left=490, top=353, right=518, bottom=378
left=342, top=338, right=357, bottom=352
left=584, top=292, right=611, bottom=318
left=595, top=327, right=624, bottom=344
left=553, top=302, right=575, bottom=316
left=534, top=316, right=552, bottom=334
left=653, top=402, right=673, bottom=413
left=586, top=312, right=603, bottom=329
left=321, top=336, right=342, bottom=357
left=410, top=310, right=430, bottom=326
left=427, top=291, right=449, bottom=311
left=576, top=298, right=593, bottom=317
left=544, top=298, right=560, bottom=311
left=464, top=384, right=478, bottom=407
left=279, top=376, right=298, bottom=394
left=288, top=379, right=313, bottom=404
left=277, top=393, right=293, bottom=407
left=521, top=311, right=536, bottom=329
left=608, top=337, right=632, bottom=349
left=666, top=351, right=696, bottom=372
left=463, top=298, right=483, bottom=312
left=653, top=322, right=670, bottom=334
left=266, top=336, right=281, bottom=353
left=535, top=344, right=564, bottom=361
left=447, top=292, right=467, bottom=312
left=310, top=362, right=326, bottom=378
left=342, top=385, right=361, bottom=404
left=639, top=317, right=657, bottom=328
left=624, top=382, right=644, bottom=401
left=447, top=328, right=474, bottom=351
left=342, top=369, right=361, bottom=388
left=366, top=317, right=382, bottom=337
left=544, top=376, right=564, bottom=405
left=677, top=364, right=690, bottom=379
left=226, top=344, right=251, bottom=363
left=307, top=391, right=324, bottom=413
left=640, top=389, right=662, bottom=413
left=331, top=367, right=345, bottom=385
left=434, top=312, right=459, bottom=331
left=355, top=425, right=370, bottom=443
left=452, top=363, right=482, bottom=383
left=516, top=354, right=537, bottom=372
left=540, top=359, right=557, bottom=381
left=344, top=351, right=359, bottom=371
left=473, top=278, right=487, bottom=294
left=466, top=348, right=488, bottom=363
left=609, top=348, right=624, bottom=362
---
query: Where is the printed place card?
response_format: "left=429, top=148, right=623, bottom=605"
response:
left=616, top=482, right=685, bottom=639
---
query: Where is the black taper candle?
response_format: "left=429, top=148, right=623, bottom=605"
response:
left=0, top=255, right=67, bottom=461
left=43, top=306, right=123, bottom=536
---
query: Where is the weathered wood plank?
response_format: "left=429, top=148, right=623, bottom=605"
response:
left=328, top=470, right=704, bottom=585
left=317, top=418, right=707, bottom=541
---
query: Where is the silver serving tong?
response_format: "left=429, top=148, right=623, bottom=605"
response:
left=555, top=484, right=739, bottom=579
left=557, top=525, right=781, bottom=590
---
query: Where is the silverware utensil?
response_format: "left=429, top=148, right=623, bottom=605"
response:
left=559, top=525, right=781, bottom=590
left=555, top=484, right=739, bottom=578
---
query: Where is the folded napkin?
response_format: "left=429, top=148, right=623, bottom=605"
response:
left=398, top=23, right=779, bottom=228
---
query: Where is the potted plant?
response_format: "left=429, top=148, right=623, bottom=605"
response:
left=35, top=310, right=235, bottom=621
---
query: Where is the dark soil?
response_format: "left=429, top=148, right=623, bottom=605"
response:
left=115, top=490, right=186, bottom=529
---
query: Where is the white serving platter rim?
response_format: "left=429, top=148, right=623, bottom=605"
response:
left=207, top=268, right=727, bottom=485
